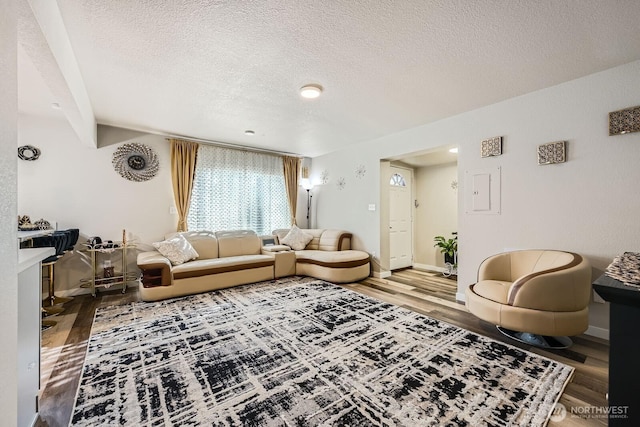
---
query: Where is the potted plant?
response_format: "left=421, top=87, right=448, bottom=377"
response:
left=433, top=232, right=458, bottom=265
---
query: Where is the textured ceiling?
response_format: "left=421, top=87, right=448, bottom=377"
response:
left=31, top=1, right=640, bottom=156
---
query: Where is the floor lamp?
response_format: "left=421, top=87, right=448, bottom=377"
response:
left=301, top=179, right=314, bottom=228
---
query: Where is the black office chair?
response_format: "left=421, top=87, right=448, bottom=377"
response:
left=64, top=228, right=80, bottom=252
left=32, top=232, right=65, bottom=330
left=32, top=231, right=74, bottom=309
left=32, top=228, right=80, bottom=330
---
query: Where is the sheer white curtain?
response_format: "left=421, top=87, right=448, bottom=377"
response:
left=188, top=145, right=290, bottom=235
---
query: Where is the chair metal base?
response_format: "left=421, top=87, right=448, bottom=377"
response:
left=42, top=320, right=56, bottom=332
left=42, top=306, right=65, bottom=317
left=42, top=295, right=73, bottom=307
left=496, top=326, right=573, bottom=350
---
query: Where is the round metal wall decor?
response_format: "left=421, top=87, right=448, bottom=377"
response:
left=18, top=145, right=41, bottom=161
left=112, top=143, right=159, bottom=182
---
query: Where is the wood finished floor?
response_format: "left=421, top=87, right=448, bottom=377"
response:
left=37, top=269, right=609, bottom=426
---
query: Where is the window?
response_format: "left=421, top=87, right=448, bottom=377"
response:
left=188, top=145, right=290, bottom=235
left=390, top=173, right=406, bottom=187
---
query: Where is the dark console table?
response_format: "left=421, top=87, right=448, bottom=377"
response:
left=593, top=274, right=640, bottom=426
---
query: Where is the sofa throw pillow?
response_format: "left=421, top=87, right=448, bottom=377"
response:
left=280, top=225, right=313, bottom=251
left=153, top=234, right=199, bottom=265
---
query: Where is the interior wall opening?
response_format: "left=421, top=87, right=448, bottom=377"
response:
left=381, top=144, right=458, bottom=285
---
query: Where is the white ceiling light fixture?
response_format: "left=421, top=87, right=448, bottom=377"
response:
left=244, top=130, right=255, bottom=136
left=51, top=102, right=61, bottom=109
left=300, top=84, right=323, bottom=99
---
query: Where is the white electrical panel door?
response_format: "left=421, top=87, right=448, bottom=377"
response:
left=465, top=167, right=501, bottom=215
left=472, top=173, right=491, bottom=211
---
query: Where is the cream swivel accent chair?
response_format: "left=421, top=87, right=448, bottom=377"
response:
left=466, top=250, right=591, bottom=349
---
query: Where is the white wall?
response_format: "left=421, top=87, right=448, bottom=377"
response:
left=18, top=117, right=175, bottom=295
left=312, top=60, right=640, bottom=337
left=308, top=150, right=383, bottom=252
left=1, top=1, right=19, bottom=423
left=414, top=162, right=458, bottom=268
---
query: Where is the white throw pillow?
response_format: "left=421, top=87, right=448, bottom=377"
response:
left=153, top=234, right=199, bottom=265
left=280, top=226, right=313, bottom=251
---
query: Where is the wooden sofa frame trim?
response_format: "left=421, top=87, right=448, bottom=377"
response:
left=337, top=233, right=352, bottom=251
left=296, top=257, right=370, bottom=269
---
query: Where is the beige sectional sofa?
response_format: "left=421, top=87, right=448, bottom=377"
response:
left=137, top=228, right=370, bottom=301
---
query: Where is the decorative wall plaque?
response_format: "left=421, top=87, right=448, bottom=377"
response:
left=609, top=105, right=640, bottom=135
left=481, top=136, right=502, bottom=157
left=355, top=164, right=366, bottom=179
left=337, top=177, right=346, bottom=190
left=537, top=141, right=566, bottom=165
left=320, top=170, right=329, bottom=184
left=112, top=143, right=159, bottom=181
left=18, top=145, right=41, bottom=161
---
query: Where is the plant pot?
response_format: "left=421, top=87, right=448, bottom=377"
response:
left=444, top=253, right=455, bottom=265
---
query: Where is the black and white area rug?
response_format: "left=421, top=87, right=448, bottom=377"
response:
left=70, top=277, right=573, bottom=426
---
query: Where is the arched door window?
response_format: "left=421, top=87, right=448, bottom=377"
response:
left=390, top=173, right=406, bottom=187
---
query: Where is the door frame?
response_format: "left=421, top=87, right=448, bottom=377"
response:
left=384, top=163, right=415, bottom=272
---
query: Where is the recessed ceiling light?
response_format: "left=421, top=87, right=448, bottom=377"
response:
left=449, top=147, right=458, bottom=153
left=51, top=102, right=61, bottom=109
left=300, top=84, right=323, bottom=99
left=244, top=130, right=255, bottom=136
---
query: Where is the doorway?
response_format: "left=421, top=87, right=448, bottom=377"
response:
left=389, top=166, right=413, bottom=270
left=381, top=146, right=458, bottom=280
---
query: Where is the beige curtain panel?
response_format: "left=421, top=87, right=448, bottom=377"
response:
left=283, top=156, right=301, bottom=225
left=169, top=139, right=199, bottom=232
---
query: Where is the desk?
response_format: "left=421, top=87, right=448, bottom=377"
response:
left=592, top=274, right=640, bottom=426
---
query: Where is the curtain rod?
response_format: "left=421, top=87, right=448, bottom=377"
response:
left=164, top=134, right=303, bottom=158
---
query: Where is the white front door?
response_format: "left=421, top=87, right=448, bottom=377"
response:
left=389, top=166, right=413, bottom=270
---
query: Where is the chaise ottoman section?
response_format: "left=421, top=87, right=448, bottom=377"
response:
left=295, top=249, right=370, bottom=283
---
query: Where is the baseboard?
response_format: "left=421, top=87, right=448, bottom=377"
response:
left=372, top=270, right=392, bottom=279
left=412, top=263, right=445, bottom=273
left=456, top=291, right=466, bottom=303
left=52, top=286, right=117, bottom=298
left=584, top=325, right=609, bottom=341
